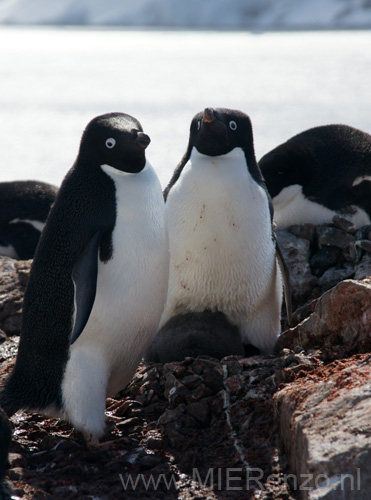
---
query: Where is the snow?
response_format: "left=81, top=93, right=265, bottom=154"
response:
left=1, top=0, right=371, bottom=28
left=0, top=28, right=370, bottom=189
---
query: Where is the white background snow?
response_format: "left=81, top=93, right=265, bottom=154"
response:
left=0, top=1, right=371, bottom=188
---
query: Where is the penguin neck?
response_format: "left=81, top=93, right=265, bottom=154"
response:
left=100, top=160, right=151, bottom=178
left=191, top=147, right=246, bottom=163
left=190, top=146, right=263, bottom=188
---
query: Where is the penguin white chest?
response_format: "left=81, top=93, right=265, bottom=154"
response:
left=162, top=149, right=278, bottom=325
left=272, top=184, right=371, bottom=228
left=68, top=162, right=169, bottom=395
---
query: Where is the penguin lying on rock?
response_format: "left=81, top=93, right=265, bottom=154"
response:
left=154, top=107, right=291, bottom=359
left=0, top=180, right=58, bottom=259
left=0, top=113, right=169, bottom=445
left=259, top=124, right=371, bottom=229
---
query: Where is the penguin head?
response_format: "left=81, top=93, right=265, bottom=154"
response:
left=189, top=107, right=255, bottom=157
left=259, top=144, right=312, bottom=198
left=78, top=112, right=150, bottom=173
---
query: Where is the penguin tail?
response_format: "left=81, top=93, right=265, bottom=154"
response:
left=0, top=375, right=25, bottom=418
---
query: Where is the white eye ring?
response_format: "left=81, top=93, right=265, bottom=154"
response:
left=105, top=138, right=116, bottom=149
left=229, top=121, right=237, bottom=131
left=197, top=120, right=201, bottom=130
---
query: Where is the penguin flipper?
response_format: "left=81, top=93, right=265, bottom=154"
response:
left=70, top=231, right=102, bottom=344
left=275, top=237, right=292, bottom=326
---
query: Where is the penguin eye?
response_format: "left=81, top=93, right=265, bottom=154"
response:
left=229, top=121, right=237, bottom=131
left=105, top=138, right=116, bottom=149
left=197, top=120, right=201, bottom=130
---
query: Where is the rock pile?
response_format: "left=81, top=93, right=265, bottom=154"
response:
left=0, top=258, right=30, bottom=340
left=1, top=211, right=371, bottom=500
left=277, top=216, right=371, bottom=310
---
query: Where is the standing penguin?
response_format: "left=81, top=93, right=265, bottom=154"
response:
left=160, top=107, right=290, bottom=355
left=259, top=124, right=371, bottom=228
left=0, top=113, right=169, bottom=444
left=0, top=180, right=58, bottom=259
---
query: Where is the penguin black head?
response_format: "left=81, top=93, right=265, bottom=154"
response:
left=259, top=144, right=312, bottom=198
left=163, top=107, right=265, bottom=201
left=189, top=107, right=255, bottom=157
left=78, top=112, right=150, bottom=173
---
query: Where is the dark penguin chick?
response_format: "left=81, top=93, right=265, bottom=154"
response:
left=259, top=124, right=371, bottom=228
left=0, top=180, right=58, bottom=259
left=145, top=311, right=245, bottom=363
left=0, top=408, right=12, bottom=500
left=0, top=112, right=169, bottom=445
left=161, top=107, right=291, bottom=355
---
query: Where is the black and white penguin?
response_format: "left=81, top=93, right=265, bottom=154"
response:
left=0, top=113, right=169, bottom=444
left=0, top=180, right=58, bottom=259
left=146, top=311, right=245, bottom=363
left=259, top=124, right=371, bottom=228
left=160, top=107, right=291, bottom=355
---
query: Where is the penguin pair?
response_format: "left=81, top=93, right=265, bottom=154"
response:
left=0, top=109, right=289, bottom=444
left=0, top=180, right=57, bottom=259
left=259, top=124, right=371, bottom=228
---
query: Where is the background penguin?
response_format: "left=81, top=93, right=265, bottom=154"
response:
left=160, top=107, right=291, bottom=355
left=0, top=112, right=169, bottom=445
left=0, top=408, right=12, bottom=500
left=0, top=180, right=58, bottom=259
left=145, top=311, right=245, bottom=363
left=259, top=124, right=371, bottom=229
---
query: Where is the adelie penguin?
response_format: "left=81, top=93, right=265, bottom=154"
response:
left=0, top=113, right=169, bottom=445
left=0, top=180, right=58, bottom=259
left=157, top=107, right=291, bottom=356
left=259, top=124, right=371, bottom=228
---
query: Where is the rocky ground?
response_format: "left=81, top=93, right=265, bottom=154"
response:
left=1, top=217, right=371, bottom=500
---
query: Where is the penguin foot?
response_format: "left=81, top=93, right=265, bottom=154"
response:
left=84, top=433, right=100, bottom=449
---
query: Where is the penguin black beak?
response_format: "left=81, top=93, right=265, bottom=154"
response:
left=203, top=108, right=215, bottom=123
left=136, top=132, right=151, bottom=149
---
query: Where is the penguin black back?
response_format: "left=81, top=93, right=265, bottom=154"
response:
left=0, top=112, right=149, bottom=416
left=259, top=124, right=371, bottom=220
left=0, top=180, right=58, bottom=259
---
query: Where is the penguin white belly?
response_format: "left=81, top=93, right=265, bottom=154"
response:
left=9, top=218, right=45, bottom=233
left=161, top=149, right=282, bottom=353
left=273, top=184, right=370, bottom=228
left=0, top=244, right=18, bottom=259
left=61, top=162, right=169, bottom=440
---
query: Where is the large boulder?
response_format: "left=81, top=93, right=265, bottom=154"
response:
left=274, top=354, right=371, bottom=500
left=276, top=278, right=371, bottom=357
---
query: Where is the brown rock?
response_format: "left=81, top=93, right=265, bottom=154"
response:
left=276, top=230, right=318, bottom=303
left=276, top=279, right=371, bottom=356
left=317, top=226, right=355, bottom=250
left=288, top=223, right=316, bottom=241
left=274, top=355, right=371, bottom=500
